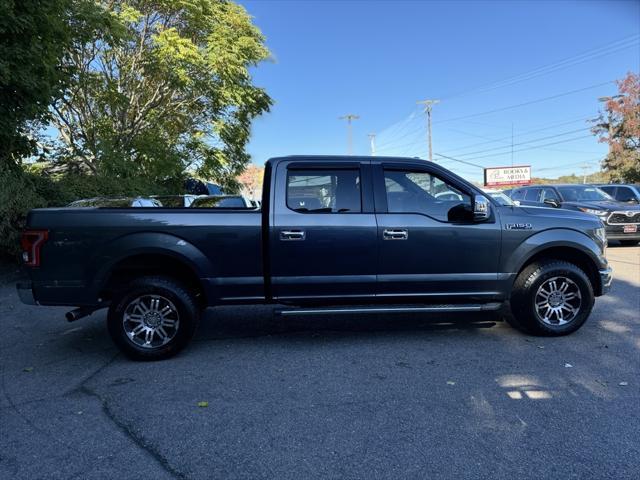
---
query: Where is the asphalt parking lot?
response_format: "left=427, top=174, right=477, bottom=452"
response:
left=1, top=244, right=639, bottom=480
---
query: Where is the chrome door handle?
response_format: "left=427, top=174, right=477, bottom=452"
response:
left=280, top=230, right=306, bottom=241
left=383, top=228, right=408, bottom=240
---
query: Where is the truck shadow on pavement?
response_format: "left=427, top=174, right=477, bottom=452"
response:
left=194, top=306, right=501, bottom=344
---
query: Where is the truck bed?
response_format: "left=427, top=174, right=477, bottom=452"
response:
left=26, top=208, right=264, bottom=306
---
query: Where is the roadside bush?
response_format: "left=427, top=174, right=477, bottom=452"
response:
left=53, top=173, right=180, bottom=205
left=0, top=168, right=50, bottom=260
left=0, top=167, right=183, bottom=260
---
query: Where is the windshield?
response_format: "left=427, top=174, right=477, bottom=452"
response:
left=487, top=192, right=515, bottom=206
left=557, top=186, right=613, bottom=202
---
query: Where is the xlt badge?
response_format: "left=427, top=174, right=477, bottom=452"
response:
left=505, top=223, right=532, bottom=230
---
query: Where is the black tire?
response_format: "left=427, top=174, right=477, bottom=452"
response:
left=507, top=260, right=594, bottom=336
left=619, top=240, right=639, bottom=246
left=107, top=276, right=200, bottom=360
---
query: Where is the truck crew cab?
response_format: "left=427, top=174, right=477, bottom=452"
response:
left=18, top=156, right=612, bottom=360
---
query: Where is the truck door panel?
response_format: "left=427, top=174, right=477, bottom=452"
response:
left=270, top=161, right=377, bottom=300
left=374, top=163, right=502, bottom=299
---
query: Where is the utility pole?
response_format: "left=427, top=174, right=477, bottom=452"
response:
left=339, top=114, right=360, bottom=155
left=417, top=99, right=440, bottom=161
left=368, top=133, right=376, bottom=156
left=580, top=163, right=590, bottom=184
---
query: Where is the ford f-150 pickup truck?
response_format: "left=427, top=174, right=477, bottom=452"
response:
left=17, top=156, right=612, bottom=360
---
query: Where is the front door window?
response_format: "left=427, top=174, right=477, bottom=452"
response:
left=383, top=170, right=471, bottom=222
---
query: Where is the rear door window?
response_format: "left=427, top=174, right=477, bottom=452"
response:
left=286, top=169, right=361, bottom=213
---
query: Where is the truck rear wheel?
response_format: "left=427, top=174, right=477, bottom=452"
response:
left=107, top=276, right=200, bottom=360
left=508, top=260, right=594, bottom=336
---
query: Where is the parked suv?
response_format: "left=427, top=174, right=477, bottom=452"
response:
left=596, top=184, right=640, bottom=205
left=510, top=184, right=640, bottom=245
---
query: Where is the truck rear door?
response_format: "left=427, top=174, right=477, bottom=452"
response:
left=269, top=159, right=377, bottom=301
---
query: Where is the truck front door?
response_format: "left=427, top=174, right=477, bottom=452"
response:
left=270, top=159, right=378, bottom=301
left=373, top=162, right=502, bottom=301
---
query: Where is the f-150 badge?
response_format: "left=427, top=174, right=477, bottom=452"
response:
left=505, top=223, right=532, bottom=230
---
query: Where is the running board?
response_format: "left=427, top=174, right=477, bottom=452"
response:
left=276, top=302, right=503, bottom=317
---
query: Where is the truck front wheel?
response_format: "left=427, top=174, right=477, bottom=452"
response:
left=107, top=276, right=200, bottom=360
left=508, top=260, right=594, bottom=336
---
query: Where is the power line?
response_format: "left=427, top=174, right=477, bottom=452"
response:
left=376, top=136, right=431, bottom=155
left=451, top=127, right=592, bottom=158
left=396, top=144, right=425, bottom=158
left=440, top=34, right=639, bottom=100
left=460, top=134, right=595, bottom=162
left=534, top=146, right=601, bottom=155
left=438, top=158, right=604, bottom=185
left=375, top=81, right=612, bottom=152
left=439, top=126, right=599, bottom=155
left=435, top=81, right=614, bottom=124
left=536, top=159, right=601, bottom=172
left=375, top=119, right=424, bottom=149
left=372, top=36, right=637, bottom=151
left=438, top=157, right=604, bottom=182
left=377, top=118, right=597, bottom=157
left=442, top=115, right=593, bottom=154
left=376, top=133, right=599, bottom=159
left=433, top=153, right=486, bottom=169
left=374, top=109, right=421, bottom=146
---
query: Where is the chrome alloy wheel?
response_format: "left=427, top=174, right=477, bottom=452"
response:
left=534, top=276, right=582, bottom=326
left=123, top=295, right=180, bottom=349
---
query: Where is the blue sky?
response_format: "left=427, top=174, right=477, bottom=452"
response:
left=240, top=0, right=640, bottom=182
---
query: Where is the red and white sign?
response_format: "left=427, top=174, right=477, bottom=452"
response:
left=484, top=165, right=531, bottom=187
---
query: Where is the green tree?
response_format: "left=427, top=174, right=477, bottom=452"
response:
left=592, top=72, right=640, bottom=183
left=50, top=0, right=272, bottom=188
left=0, top=0, right=72, bottom=169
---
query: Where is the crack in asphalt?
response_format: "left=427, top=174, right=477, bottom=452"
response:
left=77, top=384, right=189, bottom=480
left=73, top=353, right=189, bottom=480
left=1, top=340, right=188, bottom=480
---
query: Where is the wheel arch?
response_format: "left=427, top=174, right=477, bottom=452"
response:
left=516, top=246, right=601, bottom=296
left=88, top=232, right=213, bottom=306
left=504, top=229, right=605, bottom=296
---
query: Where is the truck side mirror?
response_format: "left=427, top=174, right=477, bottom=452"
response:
left=543, top=198, right=560, bottom=208
left=473, top=195, right=490, bottom=221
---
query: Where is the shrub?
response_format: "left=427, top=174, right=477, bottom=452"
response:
left=53, top=173, right=180, bottom=204
left=0, top=168, right=50, bottom=260
left=0, top=167, right=183, bottom=260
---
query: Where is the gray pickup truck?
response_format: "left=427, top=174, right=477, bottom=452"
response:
left=18, top=156, right=612, bottom=360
